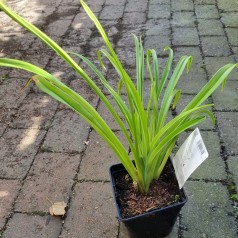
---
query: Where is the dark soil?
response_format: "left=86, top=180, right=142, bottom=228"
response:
left=115, top=163, right=182, bottom=218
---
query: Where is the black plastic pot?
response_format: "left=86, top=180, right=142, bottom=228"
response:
left=109, top=162, right=187, bottom=238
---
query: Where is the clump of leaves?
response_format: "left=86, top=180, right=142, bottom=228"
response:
left=0, top=0, right=237, bottom=193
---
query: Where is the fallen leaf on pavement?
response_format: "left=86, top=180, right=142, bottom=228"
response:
left=49, top=202, right=67, bottom=216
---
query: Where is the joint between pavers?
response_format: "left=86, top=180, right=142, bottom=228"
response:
left=14, top=210, right=49, bottom=217
left=77, top=179, right=110, bottom=183
left=187, top=177, right=226, bottom=183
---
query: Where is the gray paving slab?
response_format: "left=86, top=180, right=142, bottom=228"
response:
left=173, top=28, right=200, bottom=46
left=171, top=0, right=194, bottom=11
left=213, top=80, right=238, bottom=111
left=3, top=213, right=62, bottom=238
left=204, top=56, right=238, bottom=80
left=175, top=94, right=214, bottom=130
left=194, top=0, right=216, bottom=4
left=10, top=93, right=58, bottom=129
left=171, top=12, right=196, bottom=28
left=0, top=128, right=46, bottom=179
left=181, top=181, right=237, bottom=238
left=198, top=19, right=224, bottom=36
left=78, top=130, right=127, bottom=181
left=42, top=109, right=89, bottom=153
left=221, top=12, right=238, bottom=28
left=148, top=4, right=170, bottom=19
left=216, top=112, right=238, bottom=155
left=195, top=4, right=219, bottom=19
left=217, top=0, right=238, bottom=11
left=227, top=156, right=238, bottom=188
left=201, top=36, right=231, bottom=57
left=226, top=28, right=238, bottom=47
left=15, top=152, right=80, bottom=213
left=60, top=182, right=118, bottom=238
left=0, top=180, right=21, bottom=231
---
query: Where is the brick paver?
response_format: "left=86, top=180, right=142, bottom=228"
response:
left=0, top=0, right=238, bottom=237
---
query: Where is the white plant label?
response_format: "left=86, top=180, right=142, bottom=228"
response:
left=172, top=128, right=209, bottom=189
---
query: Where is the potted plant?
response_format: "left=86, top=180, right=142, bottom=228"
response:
left=0, top=0, right=237, bottom=237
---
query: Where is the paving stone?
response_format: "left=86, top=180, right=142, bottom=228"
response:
left=194, top=0, right=216, bottom=4
left=119, top=220, right=178, bottom=238
left=99, top=5, right=124, bottom=20
left=85, top=0, right=105, bottom=5
left=213, top=81, right=238, bottom=111
left=57, top=5, right=79, bottom=19
left=0, top=79, right=28, bottom=109
left=148, top=4, right=170, bottom=19
left=125, top=1, right=147, bottom=12
left=72, top=12, right=97, bottom=30
left=122, top=12, right=146, bottom=26
left=22, top=0, right=60, bottom=7
left=175, top=94, right=214, bottom=130
left=201, top=36, right=231, bottom=56
left=3, top=213, right=62, bottom=238
left=171, top=12, right=196, bottom=28
left=217, top=0, right=238, bottom=11
left=177, top=131, right=226, bottom=180
left=204, top=56, right=238, bottom=80
left=182, top=181, right=237, bottom=238
left=226, top=28, right=238, bottom=46
left=116, top=47, right=136, bottom=68
left=61, top=0, right=82, bottom=5
left=173, top=28, right=199, bottom=46
left=101, top=70, right=126, bottom=95
left=21, top=6, right=57, bottom=26
left=19, top=49, right=52, bottom=69
left=0, top=32, right=35, bottom=54
left=144, top=35, right=170, bottom=56
left=78, top=130, right=127, bottom=181
left=60, top=182, right=118, bottom=238
left=15, top=152, right=80, bottom=213
left=11, top=94, right=58, bottom=129
left=176, top=67, right=208, bottom=94
left=42, top=109, right=89, bottom=153
left=195, top=4, right=219, bottom=19
left=145, top=19, right=170, bottom=37
left=198, top=19, right=224, bottom=36
left=0, top=128, right=46, bottom=179
left=171, top=0, right=194, bottom=11
left=0, top=20, right=23, bottom=34
left=216, top=112, right=238, bottom=154
left=0, top=180, right=21, bottom=231
left=174, top=46, right=203, bottom=66
left=227, top=156, right=238, bottom=188
left=68, top=79, right=99, bottom=109
left=105, top=0, right=126, bottom=5
left=96, top=95, right=128, bottom=130
left=45, top=46, right=83, bottom=78
left=150, top=0, right=170, bottom=4
left=232, top=47, right=238, bottom=61
left=221, top=12, right=238, bottom=28
left=62, top=27, right=92, bottom=46
left=117, top=28, right=142, bottom=47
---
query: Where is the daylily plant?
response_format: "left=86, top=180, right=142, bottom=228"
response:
left=0, top=0, right=237, bottom=193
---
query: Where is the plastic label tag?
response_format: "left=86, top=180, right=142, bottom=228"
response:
left=172, top=128, right=209, bottom=189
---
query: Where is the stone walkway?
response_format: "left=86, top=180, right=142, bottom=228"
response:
left=0, top=0, right=238, bottom=237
